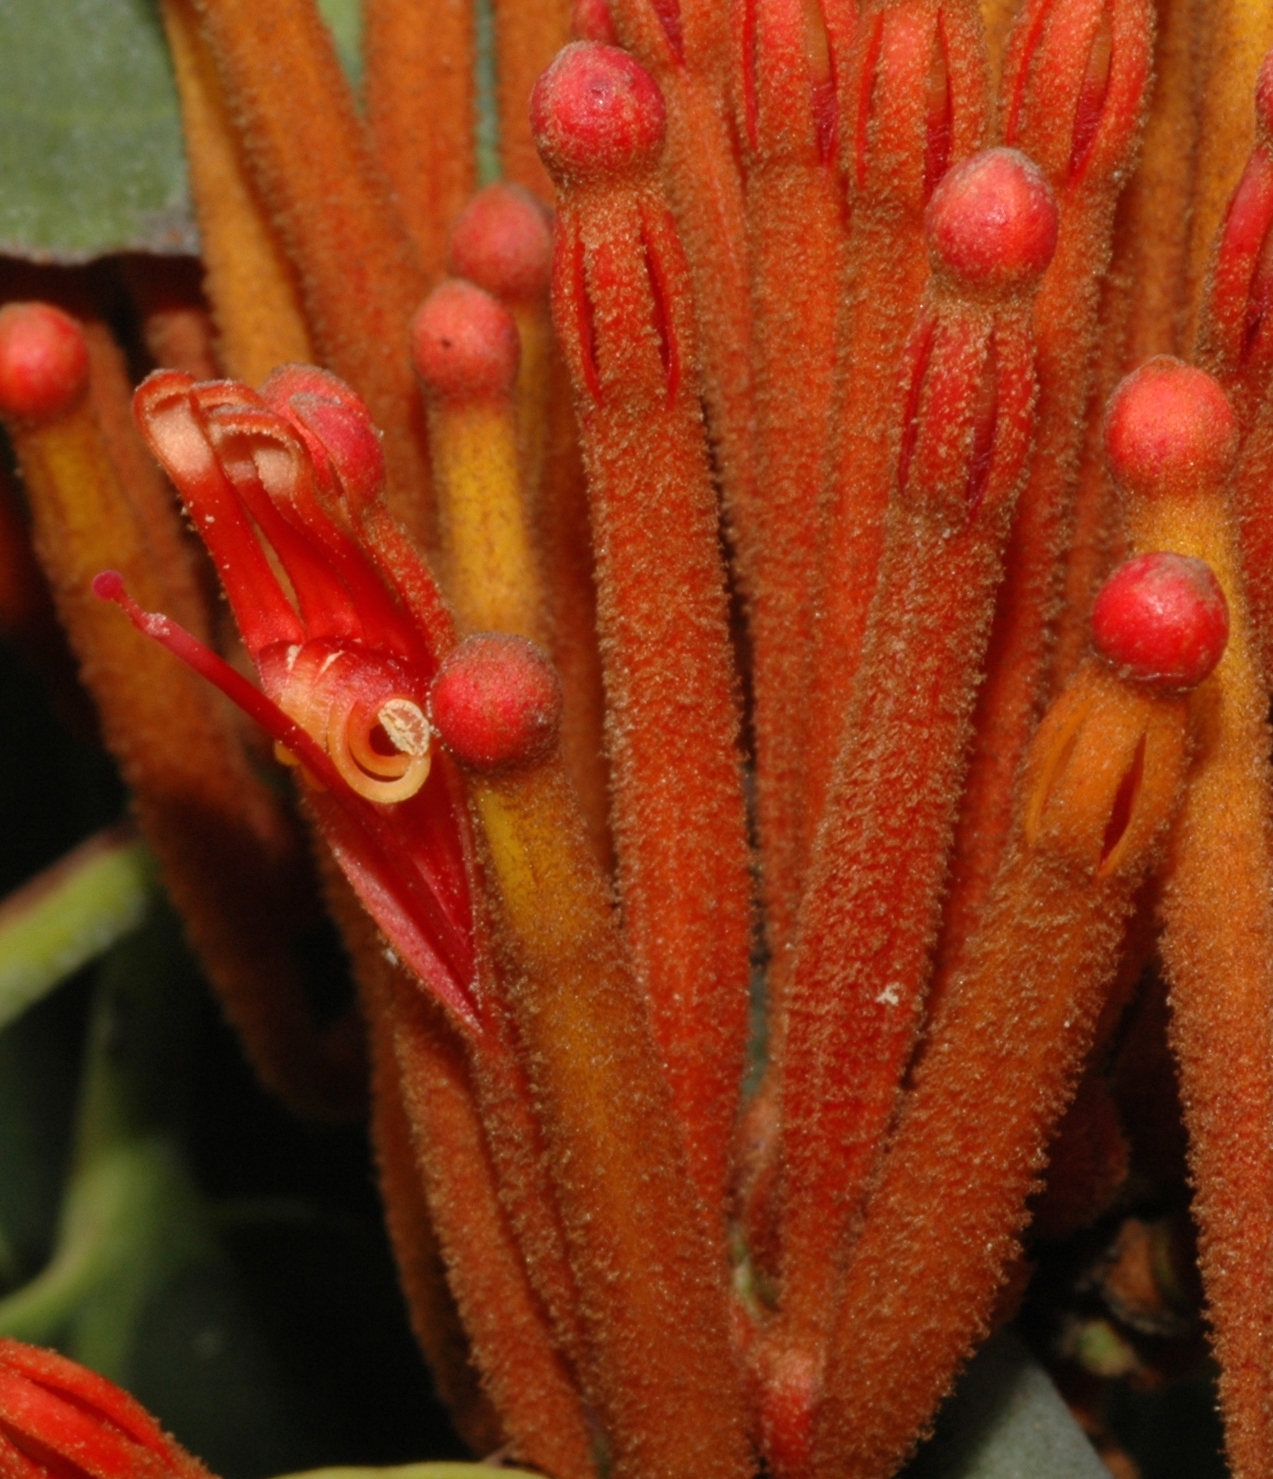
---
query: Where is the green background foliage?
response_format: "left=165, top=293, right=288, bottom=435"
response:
left=0, top=0, right=360, bottom=261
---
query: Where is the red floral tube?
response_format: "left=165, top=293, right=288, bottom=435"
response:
left=773, top=148, right=1057, bottom=1381
left=534, top=43, right=754, bottom=1218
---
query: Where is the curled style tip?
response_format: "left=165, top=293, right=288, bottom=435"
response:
left=412, top=281, right=522, bottom=402
left=430, top=633, right=563, bottom=772
left=0, top=302, right=90, bottom=422
left=1092, top=552, right=1230, bottom=690
left=926, top=148, right=1060, bottom=291
left=531, top=42, right=666, bottom=184
left=448, top=184, right=555, bottom=306
left=1104, top=359, right=1240, bottom=504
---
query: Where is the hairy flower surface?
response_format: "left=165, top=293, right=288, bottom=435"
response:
left=9, top=2, right=1273, bottom=1478
left=98, top=366, right=479, bottom=1029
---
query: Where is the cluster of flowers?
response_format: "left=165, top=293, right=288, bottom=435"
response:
left=2, top=0, right=1273, bottom=1477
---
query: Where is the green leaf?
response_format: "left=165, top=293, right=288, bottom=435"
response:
left=0, top=0, right=196, bottom=261
left=0, top=827, right=154, bottom=1034
left=316, top=0, right=363, bottom=90
left=0, top=0, right=362, bottom=263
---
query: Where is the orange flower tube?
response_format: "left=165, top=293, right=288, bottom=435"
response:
left=448, top=184, right=611, bottom=863
left=0, top=305, right=354, bottom=1117
left=812, top=553, right=1219, bottom=1479
left=803, top=0, right=988, bottom=886
left=430, top=634, right=751, bottom=1479
left=934, top=0, right=1152, bottom=999
left=774, top=149, right=1056, bottom=1364
left=603, top=0, right=758, bottom=579
left=730, top=0, right=852, bottom=966
left=1103, top=358, right=1273, bottom=1479
left=533, top=44, right=753, bottom=1217
left=190, top=0, right=432, bottom=540
left=364, top=0, right=475, bottom=283
left=412, top=279, right=547, bottom=643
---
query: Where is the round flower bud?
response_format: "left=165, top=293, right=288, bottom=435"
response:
left=411, top=280, right=521, bottom=402
left=448, top=183, right=554, bottom=307
left=0, top=302, right=90, bottom=422
left=1091, top=551, right=1229, bottom=689
left=1103, top=358, right=1239, bottom=505
left=532, top=42, right=666, bottom=186
left=926, top=147, right=1059, bottom=291
left=430, top=634, right=562, bottom=772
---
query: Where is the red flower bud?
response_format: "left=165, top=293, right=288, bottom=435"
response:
left=430, top=633, right=562, bottom=772
left=447, top=184, right=554, bottom=308
left=1091, top=551, right=1229, bottom=689
left=926, top=147, right=1059, bottom=291
left=411, top=280, right=522, bottom=403
left=0, top=303, right=89, bottom=424
left=0, top=1339, right=215, bottom=1479
left=531, top=43, right=666, bottom=186
left=1104, top=358, right=1240, bottom=505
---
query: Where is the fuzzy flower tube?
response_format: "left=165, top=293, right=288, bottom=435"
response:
left=1104, top=358, right=1273, bottom=1479
left=413, top=278, right=549, bottom=644
left=800, top=0, right=990, bottom=920
left=158, top=0, right=314, bottom=386
left=187, top=0, right=434, bottom=541
left=429, top=634, right=751, bottom=1479
left=771, top=147, right=1057, bottom=1390
left=729, top=0, right=851, bottom=972
left=934, top=0, right=1153, bottom=1002
left=0, top=305, right=356, bottom=1118
left=1199, top=59, right=1273, bottom=683
left=363, top=0, right=476, bottom=284
left=601, top=0, right=759, bottom=571
left=811, top=552, right=1224, bottom=1479
left=446, top=183, right=612, bottom=863
left=533, top=42, right=753, bottom=1218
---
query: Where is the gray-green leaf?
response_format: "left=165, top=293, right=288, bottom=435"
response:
left=0, top=0, right=360, bottom=263
left=0, top=0, right=195, bottom=262
left=905, top=1332, right=1108, bottom=1479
